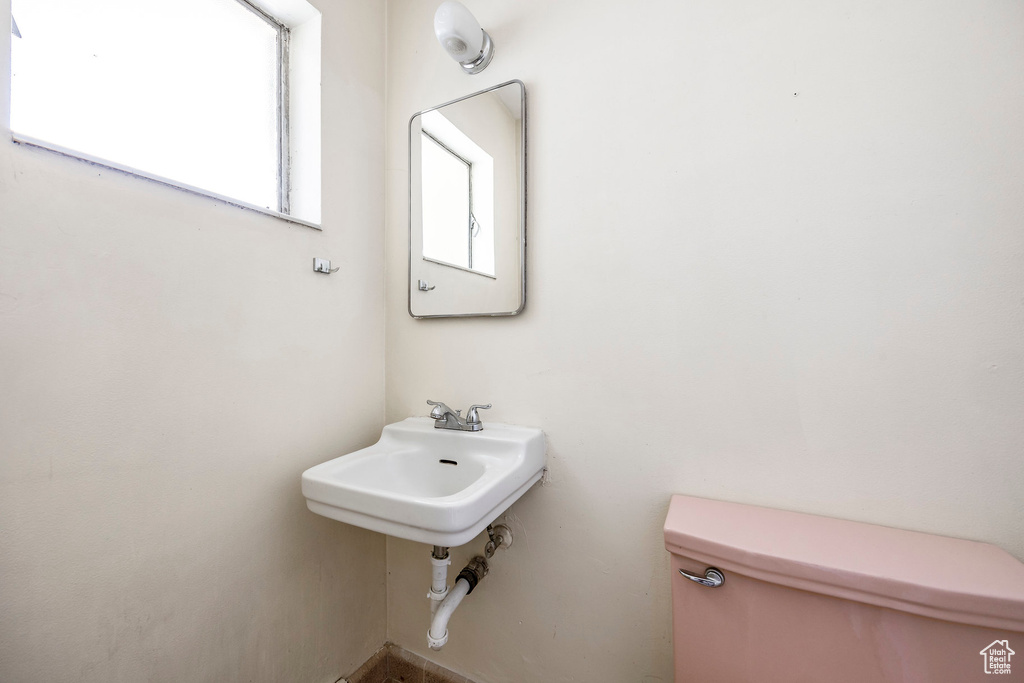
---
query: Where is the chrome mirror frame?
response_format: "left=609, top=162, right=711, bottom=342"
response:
left=408, top=79, right=527, bottom=319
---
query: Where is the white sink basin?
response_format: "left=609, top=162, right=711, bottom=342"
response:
left=301, top=417, right=546, bottom=546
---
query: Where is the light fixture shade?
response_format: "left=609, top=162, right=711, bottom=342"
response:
left=434, top=1, right=484, bottom=64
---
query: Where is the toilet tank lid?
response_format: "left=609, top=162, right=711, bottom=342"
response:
left=664, top=495, right=1024, bottom=632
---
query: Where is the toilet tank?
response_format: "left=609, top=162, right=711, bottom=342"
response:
left=664, top=496, right=1024, bottom=683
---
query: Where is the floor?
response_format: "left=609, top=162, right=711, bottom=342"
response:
left=345, top=643, right=475, bottom=683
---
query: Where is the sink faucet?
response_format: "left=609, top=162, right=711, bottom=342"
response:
left=427, top=400, right=492, bottom=432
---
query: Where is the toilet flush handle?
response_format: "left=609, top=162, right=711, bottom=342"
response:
left=678, top=567, right=725, bottom=588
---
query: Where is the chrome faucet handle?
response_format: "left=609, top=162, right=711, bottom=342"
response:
left=466, top=404, right=492, bottom=425
left=426, top=400, right=456, bottom=420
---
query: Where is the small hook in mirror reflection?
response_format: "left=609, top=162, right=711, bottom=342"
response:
left=418, top=280, right=436, bottom=291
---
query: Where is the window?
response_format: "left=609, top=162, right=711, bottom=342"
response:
left=10, top=0, right=321, bottom=225
left=421, top=131, right=473, bottom=270
left=419, top=111, right=495, bottom=277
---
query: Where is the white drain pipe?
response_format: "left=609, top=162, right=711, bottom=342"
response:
left=427, top=555, right=489, bottom=650
left=427, top=577, right=471, bottom=650
left=429, top=546, right=451, bottom=615
left=425, top=525, right=510, bottom=651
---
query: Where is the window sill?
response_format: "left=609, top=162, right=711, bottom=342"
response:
left=11, top=133, right=322, bottom=231
left=422, top=256, right=498, bottom=280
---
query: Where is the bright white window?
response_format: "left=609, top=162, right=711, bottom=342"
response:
left=421, top=131, right=472, bottom=269
left=419, top=111, right=495, bottom=277
left=10, top=0, right=321, bottom=225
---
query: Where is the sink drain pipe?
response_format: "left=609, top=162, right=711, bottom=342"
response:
left=426, top=525, right=511, bottom=651
left=429, top=546, right=451, bottom=615
left=427, top=556, right=488, bottom=650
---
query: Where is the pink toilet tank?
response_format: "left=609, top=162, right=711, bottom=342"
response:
left=664, top=496, right=1024, bottom=682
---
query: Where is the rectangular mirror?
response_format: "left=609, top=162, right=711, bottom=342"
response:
left=409, top=80, right=526, bottom=318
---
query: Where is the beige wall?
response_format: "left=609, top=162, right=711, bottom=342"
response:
left=0, top=1, right=388, bottom=681
left=385, top=1, right=1024, bottom=681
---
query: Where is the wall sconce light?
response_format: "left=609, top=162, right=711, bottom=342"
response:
left=434, top=1, right=494, bottom=75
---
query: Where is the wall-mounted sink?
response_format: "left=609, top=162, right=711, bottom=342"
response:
left=301, top=417, right=546, bottom=546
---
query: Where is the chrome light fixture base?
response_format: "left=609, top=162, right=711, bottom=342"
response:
left=459, top=30, right=494, bottom=75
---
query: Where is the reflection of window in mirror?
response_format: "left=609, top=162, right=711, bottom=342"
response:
left=421, top=132, right=471, bottom=269
left=420, top=111, right=495, bottom=277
